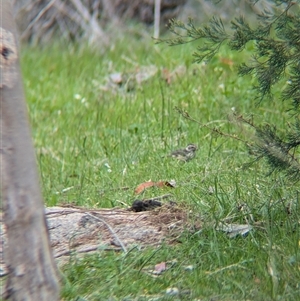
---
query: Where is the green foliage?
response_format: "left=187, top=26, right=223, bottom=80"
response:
left=162, top=0, right=300, bottom=179
left=166, top=17, right=228, bottom=62
left=21, top=31, right=300, bottom=300
left=252, top=124, right=300, bottom=179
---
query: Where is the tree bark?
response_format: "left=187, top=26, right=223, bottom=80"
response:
left=0, top=1, right=60, bottom=300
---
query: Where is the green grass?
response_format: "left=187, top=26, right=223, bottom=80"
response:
left=21, top=32, right=300, bottom=300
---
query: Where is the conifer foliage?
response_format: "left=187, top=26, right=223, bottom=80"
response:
left=163, top=0, right=300, bottom=180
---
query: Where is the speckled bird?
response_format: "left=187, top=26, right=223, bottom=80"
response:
left=170, top=144, right=198, bottom=162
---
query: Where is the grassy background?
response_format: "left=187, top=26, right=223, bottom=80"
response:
left=21, top=31, right=300, bottom=300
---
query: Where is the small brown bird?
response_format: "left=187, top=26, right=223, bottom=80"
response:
left=170, top=144, right=198, bottom=162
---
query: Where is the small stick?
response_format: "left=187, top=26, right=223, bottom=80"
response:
left=143, top=194, right=173, bottom=202
left=154, top=0, right=161, bottom=39
left=85, top=213, right=128, bottom=253
left=175, top=106, right=249, bottom=145
left=22, top=0, right=57, bottom=39
left=54, top=245, right=122, bottom=258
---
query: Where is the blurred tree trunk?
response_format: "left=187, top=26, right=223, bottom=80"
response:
left=0, top=1, right=60, bottom=300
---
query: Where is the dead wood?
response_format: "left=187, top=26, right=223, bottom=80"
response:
left=0, top=204, right=199, bottom=272
left=12, top=0, right=187, bottom=45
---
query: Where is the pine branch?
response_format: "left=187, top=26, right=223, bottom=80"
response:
left=162, top=0, right=300, bottom=181
left=236, top=115, right=300, bottom=180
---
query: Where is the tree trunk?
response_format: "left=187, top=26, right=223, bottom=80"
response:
left=0, top=1, right=60, bottom=300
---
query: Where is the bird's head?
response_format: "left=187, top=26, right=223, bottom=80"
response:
left=185, top=144, right=197, bottom=152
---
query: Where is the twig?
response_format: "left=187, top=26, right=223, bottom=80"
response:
left=99, top=186, right=130, bottom=196
left=206, top=261, right=249, bottom=276
left=154, top=0, right=161, bottom=39
left=54, top=0, right=82, bottom=25
left=143, top=194, right=173, bottom=202
left=21, top=0, right=57, bottom=40
left=70, top=0, right=109, bottom=45
left=175, top=106, right=250, bottom=145
left=45, top=209, right=81, bottom=217
left=85, top=213, right=128, bottom=253
left=54, top=245, right=122, bottom=258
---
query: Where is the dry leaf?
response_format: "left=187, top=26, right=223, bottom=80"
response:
left=220, top=57, right=234, bottom=66
left=162, top=65, right=186, bottom=84
left=134, top=181, right=156, bottom=194
left=134, top=180, right=176, bottom=194
left=162, top=68, right=171, bottom=84
left=155, top=262, right=166, bottom=273
left=142, top=260, right=177, bottom=277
